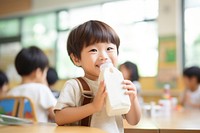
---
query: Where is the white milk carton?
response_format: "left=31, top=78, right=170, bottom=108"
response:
left=98, top=62, right=131, bottom=116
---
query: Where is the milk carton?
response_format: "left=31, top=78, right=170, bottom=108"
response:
left=98, top=62, right=131, bottom=116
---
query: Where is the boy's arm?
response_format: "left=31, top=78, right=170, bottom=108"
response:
left=55, top=103, right=96, bottom=125
left=123, top=80, right=141, bottom=125
left=125, top=96, right=141, bottom=125
left=55, top=81, right=106, bottom=126
left=48, top=107, right=55, bottom=121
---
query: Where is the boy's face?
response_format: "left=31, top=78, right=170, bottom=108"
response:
left=73, top=42, right=118, bottom=80
left=0, top=84, right=9, bottom=95
left=183, top=76, right=198, bottom=91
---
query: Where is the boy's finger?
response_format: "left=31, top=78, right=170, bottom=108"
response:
left=122, top=80, right=132, bottom=84
left=98, top=81, right=105, bottom=93
left=123, top=84, right=136, bottom=90
left=125, top=91, right=136, bottom=95
left=102, top=90, right=107, bottom=98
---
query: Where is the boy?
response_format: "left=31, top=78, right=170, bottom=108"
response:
left=0, top=70, right=9, bottom=98
left=7, top=46, right=57, bottom=122
left=46, top=67, right=60, bottom=98
left=54, top=20, right=141, bottom=133
left=180, top=66, right=200, bottom=109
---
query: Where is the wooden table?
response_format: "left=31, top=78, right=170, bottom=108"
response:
left=153, top=109, right=200, bottom=133
left=1, top=109, right=199, bottom=133
left=0, top=123, right=106, bottom=133
left=124, top=116, right=159, bottom=133
left=124, top=109, right=200, bottom=133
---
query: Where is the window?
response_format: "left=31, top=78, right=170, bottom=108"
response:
left=0, top=0, right=159, bottom=79
left=101, top=0, right=158, bottom=76
left=184, top=0, right=200, bottom=67
left=57, top=10, right=70, bottom=30
left=56, top=31, right=84, bottom=79
left=22, top=13, right=57, bottom=66
left=117, top=21, right=158, bottom=76
left=0, top=42, right=22, bottom=82
left=56, top=0, right=159, bottom=78
left=0, top=18, right=21, bottom=82
left=0, top=19, right=20, bottom=38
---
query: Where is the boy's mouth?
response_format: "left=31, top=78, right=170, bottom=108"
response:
left=96, top=65, right=100, bottom=68
left=96, top=63, right=104, bottom=68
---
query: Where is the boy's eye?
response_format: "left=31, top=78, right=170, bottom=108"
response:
left=107, top=47, right=114, bottom=51
left=89, top=49, right=97, bottom=52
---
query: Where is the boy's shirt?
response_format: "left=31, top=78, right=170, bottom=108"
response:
left=7, top=83, right=57, bottom=122
left=181, top=85, right=200, bottom=109
left=54, top=77, right=124, bottom=133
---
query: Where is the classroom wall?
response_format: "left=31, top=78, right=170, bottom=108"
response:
left=140, top=0, right=184, bottom=102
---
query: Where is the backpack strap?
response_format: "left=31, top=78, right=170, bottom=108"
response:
left=75, top=77, right=94, bottom=126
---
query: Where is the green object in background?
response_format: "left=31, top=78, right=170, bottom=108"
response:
left=165, top=48, right=176, bottom=62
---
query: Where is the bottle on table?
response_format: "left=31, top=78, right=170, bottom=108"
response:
left=163, top=84, right=171, bottom=99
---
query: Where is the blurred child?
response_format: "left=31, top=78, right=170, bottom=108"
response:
left=7, top=46, right=57, bottom=122
left=54, top=20, right=141, bottom=133
left=119, top=61, right=143, bottom=105
left=0, top=70, right=9, bottom=98
left=46, top=67, right=60, bottom=98
left=119, top=61, right=141, bottom=93
left=180, top=66, right=200, bottom=109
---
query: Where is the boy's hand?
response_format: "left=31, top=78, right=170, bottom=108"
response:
left=123, top=80, right=137, bottom=101
left=91, top=81, right=107, bottom=112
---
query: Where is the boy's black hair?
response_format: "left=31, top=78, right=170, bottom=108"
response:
left=67, top=20, right=120, bottom=60
left=46, top=67, right=58, bottom=86
left=15, top=46, right=49, bottom=76
left=183, top=66, right=200, bottom=83
left=120, top=61, right=140, bottom=81
left=0, top=70, right=9, bottom=89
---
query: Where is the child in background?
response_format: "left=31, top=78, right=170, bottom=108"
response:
left=180, top=66, right=200, bottom=109
left=119, top=61, right=143, bottom=105
left=54, top=20, right=141, bottom=133
left=0, top=70, right=9, bottom=98
left=46, top=67, right=60, bottom=98
left=119, top=61, right=141, bottom=94
left=7, top=46, right=57, bottom=122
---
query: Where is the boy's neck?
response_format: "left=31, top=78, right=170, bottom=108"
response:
left=21, top=76, right=37, bottom=84
left=84, top=74, right=98, bottom=81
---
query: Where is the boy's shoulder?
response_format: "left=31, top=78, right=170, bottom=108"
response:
left=63, top=77, right=93, bottom=93
left=62, top=78, right=80, bottom=91
left=10, top=83, right=49, bottom=92
left=22, top=82, right=48, bottom=88
left=65, top=78, right=79, bottom=86
left=65, top=77, right=97, bottom=88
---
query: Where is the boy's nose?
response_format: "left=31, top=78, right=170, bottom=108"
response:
left=99, top=51, right=108, bottom=61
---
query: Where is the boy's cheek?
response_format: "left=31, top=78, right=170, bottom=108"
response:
left=112, top=58, right=118, bottom=67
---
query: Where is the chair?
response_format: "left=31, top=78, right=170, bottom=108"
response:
left=18, top=96, right=37, bottom=122
left=0, top=96, right=19, bottom=117
left=0, top=96, right=37, bottom=122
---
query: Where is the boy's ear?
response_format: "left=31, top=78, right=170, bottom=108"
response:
left=70, top=53, right=81, bottom=67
